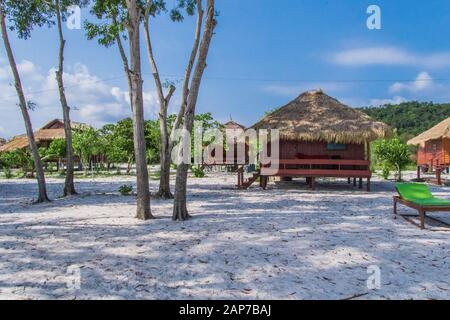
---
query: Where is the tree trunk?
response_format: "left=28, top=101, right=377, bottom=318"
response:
left=158, top=147, right=173, bottom=198
left=0, top=9, right=49, bottom=203
left=55, top=0, right=76, bottom=196
left=143, top=13, right=175, bottom=199
left=126, top=0, right=153, bottom=220
left=173, top=0, right=216, bottom=221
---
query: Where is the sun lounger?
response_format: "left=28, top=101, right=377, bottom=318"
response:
left=394, top=183, right=450, bottom=229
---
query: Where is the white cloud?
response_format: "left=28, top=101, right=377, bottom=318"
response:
left=331, top=47, right=450, bottom=68
left=0, top=60, right=162, bottom=136
left=389, top=72, right=436, bottom=93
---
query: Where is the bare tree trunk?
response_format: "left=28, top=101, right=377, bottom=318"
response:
left=126, top=0, right=153, bottom=220
left=143, top=8, right=176, bottom=199
left=0, top=9, right=49, bottom=203
left=168, top=0, right=204, bottom=151
left=173, top=0, right=216, bottom=221
left=55, top=0, right=76, bottom=196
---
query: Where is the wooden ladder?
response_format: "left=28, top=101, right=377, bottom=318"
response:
left=236, top=167, right=261, bottom=189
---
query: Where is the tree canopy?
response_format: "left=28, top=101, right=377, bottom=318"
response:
left=358, top=101, right=450, bottom=142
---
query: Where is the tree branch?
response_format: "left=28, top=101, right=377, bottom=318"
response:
left=169, top=0, right=204, bottom=147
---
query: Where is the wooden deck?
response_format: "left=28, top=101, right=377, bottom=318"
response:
left=255, top=159, right=372, bottom=191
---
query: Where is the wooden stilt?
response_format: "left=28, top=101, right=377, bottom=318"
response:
left=353, top=178, right=356, bottom=187
left=367, top=177, right=371, bottom=192
left=417, top=165, right=421, bottom=180
left=393, top=196, right=397, bottom=219
left=347, top=177, right=351, bottom=184
left=358, top=177, right=363, bottom=189
left=419, top=210, right=426, bottom=229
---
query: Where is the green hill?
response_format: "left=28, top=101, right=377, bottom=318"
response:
left=358, top=101, right=450, bottom=142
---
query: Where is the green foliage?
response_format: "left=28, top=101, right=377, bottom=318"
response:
left=3, top=167, right=13, bottom=179
left=0, top=149, right=33, bottom=177
left=118, top=184, right=133, bottom=196
left=1, top=0, right=53, bottom=39
left=73, top=127, right=101, bottom=173
left=101, top=118, right=134, bottom=164
left=144, top=119, right=160, bottom=164
left=380, top=164, right=391, bottom=180
left=374, top=138, right=411, bottom=181
left=86, top=0, right=197, bottom=48
left=43, top=139, right=66, bottom=160
left=191, top=165, right=205, bottom=178
left=359, top=102, right=450, bottom=142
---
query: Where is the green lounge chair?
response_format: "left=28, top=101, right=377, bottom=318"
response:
left=394, top=183, right=450, bottom=229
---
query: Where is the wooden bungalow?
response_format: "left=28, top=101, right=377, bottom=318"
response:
left=407, top=117, right=450, bottom=184
left=0, top=119, right=87, bottom=153
left=239, top=90, right=392, bottom=191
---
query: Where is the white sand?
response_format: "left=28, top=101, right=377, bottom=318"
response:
left=0, top=171, right=449, bottom=300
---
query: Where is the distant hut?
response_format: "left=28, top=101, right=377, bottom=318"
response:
left=243, top=90, right=392, bottom=190
left=407, top=117, right=450, bottom=181
left=0, top=119, right=87, bottom=153
left=223, top=120, right=245, bottom=131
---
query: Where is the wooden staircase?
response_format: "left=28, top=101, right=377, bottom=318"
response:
left=236, top=166, right=261, bottom=189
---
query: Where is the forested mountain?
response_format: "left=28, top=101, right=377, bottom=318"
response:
left=358, top=102, right=450, bottom=142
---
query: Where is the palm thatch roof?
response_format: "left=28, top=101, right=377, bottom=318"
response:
left=251, top=90, right=392, bottom=144
left=224, top=120, right=246, bottom=131
left=0, top=119, right=89, bottom=153
left=407, top=117, right=450, bottom=145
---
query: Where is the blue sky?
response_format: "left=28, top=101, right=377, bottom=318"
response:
left=1, top=0, right=450, bottom=137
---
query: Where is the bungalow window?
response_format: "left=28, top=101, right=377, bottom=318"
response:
left=326, top=143, right=347, bottom=151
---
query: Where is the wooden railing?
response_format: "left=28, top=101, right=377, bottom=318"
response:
left=260, top=159, right=371, bottom=177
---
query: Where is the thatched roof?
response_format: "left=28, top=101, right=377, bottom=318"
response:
left=0, top=119, right=89, bottom=153
left=251, top=90, right=392, bottom=144
left=224, top=120, right=246, bottom=131
left=407, top=117, right=450, bottom=145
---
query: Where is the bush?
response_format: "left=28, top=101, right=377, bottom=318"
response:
left=380, top=164, right=391, bottom=180
left=374, top=138, right=411, bottom=181
left=3, top=168, right=13, bottom=179
left=192, top=166, right=205, bottom=178
left=118, top=184, right=133, bottom=196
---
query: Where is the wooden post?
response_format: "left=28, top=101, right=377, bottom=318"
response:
left=393, top=197, right=397, bottom=219
left=419, top=210, right=426, bottom=229
left=237, top=167, right=241, bottom=187
left=347, top=178, right=351, bottom=184
left=261, top=176, right=268, bottom=190
left=367, top=177, right=371, bottom=192
left=311, top=177, right=316, bottom=190
left=437, top=167, right=442, bottom=186
left=353, top=178, right=356, bottom=187
left=417, top=165, right=421, bottom=180
left=358, top=177, right=363, bottom=189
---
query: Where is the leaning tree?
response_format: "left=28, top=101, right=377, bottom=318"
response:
left=0, top=0, right=50, bottom=202
left=172, top=0, right=217, bottom=221
left=36, top=0, right=89, bottom=196
left=141, top=0, right=199, bottom=199
left=42, top=0, right=89, bottom=196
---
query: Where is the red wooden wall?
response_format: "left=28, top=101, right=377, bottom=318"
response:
left=417, top=138, right=450, bottom=166
left=279, top=140, right=365, bottom=160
